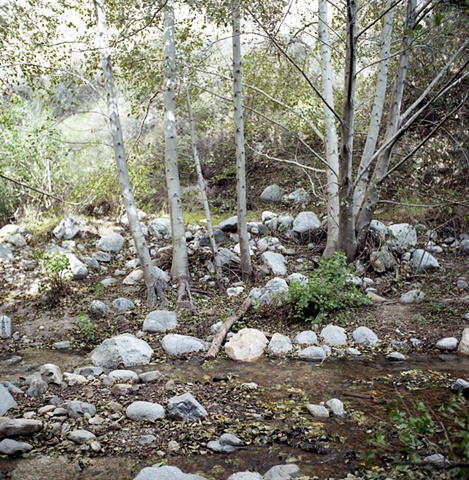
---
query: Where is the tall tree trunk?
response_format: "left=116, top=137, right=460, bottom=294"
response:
left=318, top=0, right=340, bottom=258
left=94, top=0, right=162, bottom=307
left=356, top=0, right=416, bottom=250
left=337, top=0, right=358, bottom=261
left=185, top=82, right=224, bottom=289
left=163, top=0, right=193, bottom=308
left=232, top=0, right=253, bottom=281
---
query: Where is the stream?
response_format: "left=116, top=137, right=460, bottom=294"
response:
left=1, top=349, right=468, bottom=479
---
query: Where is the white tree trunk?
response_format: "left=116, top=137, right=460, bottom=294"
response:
left=94, top=0, right=161, bottom=307
left=163, top=0, right=192, bottom=307
left=318, top=0, right=340, bottom=258
left=232, top=0, right=252, bottom=281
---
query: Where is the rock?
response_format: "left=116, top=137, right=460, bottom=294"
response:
left=346, top=347, right=361, bottom=356
left=400, top=289, right=425, bottom=304
left=307, top=404, right=329, bottom=418
left=97, top=232, right=125, bottom=252
left=250, top=277, right=289, bottom=306
left=225, top=328, right=268, bottom=362
left=80, top=256, right=100, bottom=270
left=27, top=378, right=48, bottom=397
left=53, top=340, right=70, bottom=350
left=0, top=243, right=14, bottom=262
left=0, top=385, right=18, bottom=415
left=287, top=273, right=308, bottom=286
left=66, top=400, right=96, bottom=418
left=267, top=333, right=293, bottom=357
left=0, top=439, right=33, bottom=455
left=0, top=315, right=13, bottom=339
left=208, top=433, right=244, bottom=453
left=126, top=401, right=165, bottom=422
left=94, top=251, right=112, bottom=263
left=91, top=334, right=154, bottom=369
left=370, top=248, right=395, bottom=273
left=292, top=212, right=321, bottom=234
left=227, top=286, right=245, bottom=297
left=457, top=327, right=469, bottom=355
left=167, top=392, right=207, bottom=421
left=387, top=352, right=406, bottom=361
left=53, top=215, right=82, bottom=240
left=298, top=346, right=326, bottom=361
left=134, top=466, right=206, bottom=480
left=260, top=251, right=287, bottom=275
left=63, top=373, right=88, bottom=385
left=260, top=184, right=286, bottom=203
left=109, top=369, right=139, bottom=383
left=457, top=279, right=469, bottom=289
left=423, top=453, right=450, bottom=466
left=320, top=325, right=347, bottom=346
left=40, top=364, right=63, bottom=385
left=412, top=249, right=441, bottom=272
left=161, top=334, right=208, bottom=355
left=459, top=238, right=469, bottom=254
left=218, top=216, right=238, bottom=232
left=352, top=326, right=379, bottom=347
left=139, top=370, right=163, bottom=383
left=89, top=300, right=109, bottom=318
left=277, top=214, right=294, bottom=230
left=263, top=464, right=300, bottom=480
left=283, top=188, right=311, bottom=206
left=227, top=474, right=263, bottom=480
left=218, top=247, right=241, bottom=267
left=0, top=418, right=42, bottom=437
left=143, top=310, right=178, bottom=333
left=436, top=337, right=459, bottom=351
left=137, top=435, right=156, bottom=445
left=199, top=229, right=228, bottom=247
left=293, top=330, right=318, bottom=344
left=7, top=233, right=26, bottom=247
left=326, top=398, right=345, bottom=417
left=148, top=218, right=172, bottom=239
left=387, top=223, right=417, bottom=252
left=450, top=378, right=469, bottom=397
left=69, top=429, right=96, bottom=444
left=370, top=220, right=387, bottom=233
left=112, top=297, right=135, bottom=312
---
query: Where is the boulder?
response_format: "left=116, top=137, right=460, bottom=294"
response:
left=298, top=346, right=326, bottom=361
left=109, top=369, right=139, bottom=383
left=0, top=315, right=13, bottom=338
left=53, top=215, right=81, bottom=240
left=0, top=243, right=14, bottom=263
left=143, top=310, right=178, bottom=333
left=352, top=326, right=379, bottom=347
left=457, top=328, right=469, bottom=355
left=91, top=334, right=153, bottom=369
left=0, top=438, right=33, bottom=455
left=208, top=433, right=244, bottom=453
left=148, top=218, right=172, bottom=239
left=126, top=401, right=165, bottom=422
left=260, top=251, right=287, bottom=276
left=264, top=465, right=300, bottom=480
left=400, top=289, right=425, bottom=304
left=199, top=229, right=228, bottom=247
left=387, top=223, right=417, bottom=252
left=0, top=418, right=42, bottom=438
left=267, top=333, right=293, bottom=357
left=225, top=328, right=268, bottom=362
left=260, top=185, right=286, bottom=203
left=307, top=404, right=329, bottom=418
left=293, top=330, right=317, bottom=344
left=218, top=248, right=241, bottom=267
left=69, top=429, right=96, bottom=444
left=66, top=400, right=96, bottom=418
left=227, top=474, right=263, bottom=480
left=436, top=337, right=459, bottom=351
left=134, top=466, right=206, bottom=480
left=167, top=392, right=207, bottom=421
left=412, top=249, right=441, bottom=272
left=450, top=378, right=469, bottom=397
left=326, top=398, right=345, bottom=417
left=370, top=248, right=395, bottom=273
left=283, top=188, right=311, bottom=206
left=89, top=300, right=109, bottom=318
left=0, top=384, right=18, bottom=415
left=161, top=334, right=208, bottom=355
left=40, top=364, right=63, bottom=385
left=97, top=232, right=125, bottom=252
left=112, top=298, right=135, bottom=312
left=218, top=216, right=238, bottom=232
left=320, top=325, right=347, bottom=346
left=292, top=212, right=321, bottom=234
left=249, top=277, right=289, bottom=306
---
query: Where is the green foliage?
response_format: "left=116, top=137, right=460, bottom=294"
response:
left=35, top=249, right=73, bottom=299
left=289, top=252, right=372, bottom=323
left=77, top=313, right=95, bottom=343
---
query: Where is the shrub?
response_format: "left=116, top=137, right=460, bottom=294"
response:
left=289, top=252, right=372, bottom=323
left=35, top=250, right=73, bottom=301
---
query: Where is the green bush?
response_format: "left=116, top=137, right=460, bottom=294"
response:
left=35, top=250, right=73, bottom=300
left=289, top=252, right=372, bottom=323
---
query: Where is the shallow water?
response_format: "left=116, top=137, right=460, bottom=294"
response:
left=1, top=349, right=468, bottom=479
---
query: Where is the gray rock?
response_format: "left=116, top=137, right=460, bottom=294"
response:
left=208, top=433, right=244, bottom=453
left=218, top=216, right=238, bottom=232
left=293, top=330, right=318, bottom=344
left=260, top=185, right=286, bottom=203
left=69, top=429, right=96, bottom=444
left=143, top=310, right=178, bottom=333
left=0, top=439, right=33, bottom=455
left=126, top=401, right=165, bottom=422
left=370, top=248, right=395, bottom=273
left=369, top=220, right=388, bottom=233
left=450, top=378, right=469, bottom=397
left=66, top=400, right=96, bottom=418
left=307, top=404, right=329, bottom=418
left=40, top=364, right=63, bottom=385
left=112, top=297, right=135, bottom=312
left=412, top=249, right=441, bottom=272
left=387, top=223, right=417, bottom=252
left=277, top=214, right=294, bottom=230
left=97, top=232, right=125, bottom=252
left=264, top=464, right=300, bottom=480
left=64, top=253, right=88, bottom=280
left=109, top=369, right=139, bottom=383
left=137, top=435, right=156, bottom=445
left=326, top=398, right=345, bottom=417
left=0, top=315, right=13, bottom=339
left=139, top=370, right=163, bottom=383
left=27, top=378, right=48, bottom=397
left=91, top=334, right=153, bottom=369
left=387, top=351, right=406, bottom=361
left=423, top=453, right=450, bottom=466
left=298, top=346, right=326, bottom=361
left=218, top=247, right=241, bottom=267
left=199, top=229, right=228, bottom=247
left=7, top=233, right=26, bottom=247
left=227, top=473, right=263, bottom=480
left=260, top=251, right=287, bottom=276
left=134, top=466, right=206, bottom=480
left=267, top=333, right=293, bottom=357
left=400, top=289, right=425, bottom=304
left=89, top=300, right=109, bottom=318
left=74, top=366, right=103, bottom=377
left=0, top=243, right=14, bottom=262
left=436, top=337, right=459, bottom=351
left=457, top=279, right=469, bottom=289
left=225, top=328, right=268, bottom=362
left=250, top=277, right=289, bottom=306
left=53, top=340, right=70, bottom=350
left=292, top=212, right=321, bottom=234
left=459, top=238, right=469, bottom=254
left=0, top=418, right=42, bottom=437
left=457, top=327, right=469, bottom=355
left=346, top=347, right=361, bottom=356
left=148, top=218, right=172, bottom=239
left=287, top=273, right=308, bottom=286
left=320, top=325, right=347, bottom=346
left=283, top=188, right=311, bottom=206
left=93, top=251, right=112, bottom=263
left=161, top=334, right=208, bottom=355
left=352, top=326, right=379, bottom=347
left=168, top=392, right=207, bottom=421
left=80, top=256, right=100, bottom=270
left=53, top=215, right=81, bottom=240
left=0, top=384, right=18, bottom=415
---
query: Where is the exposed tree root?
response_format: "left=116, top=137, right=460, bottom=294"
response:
left=205, top=296, right=252, bottom=360
left=176, top=277, right=196, bottom=310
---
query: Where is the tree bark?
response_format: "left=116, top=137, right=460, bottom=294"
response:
left=232, top=0, right=253, bottom=282
left=94, top=0, right=162, bottom=307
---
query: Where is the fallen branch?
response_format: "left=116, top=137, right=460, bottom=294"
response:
left=205, top=296, right=252, bottom=360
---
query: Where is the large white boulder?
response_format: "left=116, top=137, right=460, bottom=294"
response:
left=225, top=328, right=268, bottom=362
left=292, top=212, right=321, bottom=234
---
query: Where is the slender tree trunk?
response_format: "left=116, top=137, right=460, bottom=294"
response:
left=337, top=0, right=358, bottom=261
left=232, top=0, right=253, bottom=282
left=185, top=82, right=224, bottom=289
left=163, top=0, right=193, bottom=308
left=318, top=0, right=340, bottom=258
left=94, top=0, right=161, bottom=307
